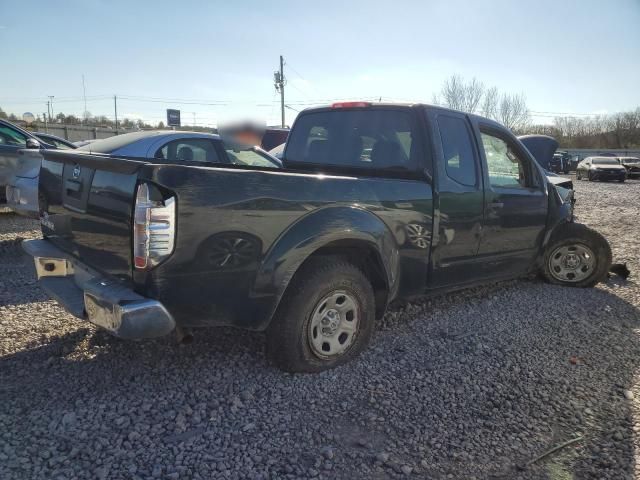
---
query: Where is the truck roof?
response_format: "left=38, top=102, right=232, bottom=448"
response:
left=299, top=101, right=505, bottom=130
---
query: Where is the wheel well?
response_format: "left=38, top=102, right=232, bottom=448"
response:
left=298, top=240, right=389, bottom=319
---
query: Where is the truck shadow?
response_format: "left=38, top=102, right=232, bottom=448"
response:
left=2, top=278, right=640, bottom=479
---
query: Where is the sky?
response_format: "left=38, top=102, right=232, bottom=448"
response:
left=1, top=0, right=639, bottom=127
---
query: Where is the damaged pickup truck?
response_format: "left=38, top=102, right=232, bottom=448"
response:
left=23, top=102, right=611, bottom=372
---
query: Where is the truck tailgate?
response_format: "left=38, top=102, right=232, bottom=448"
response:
left=39, top=150, right=147, bottom=282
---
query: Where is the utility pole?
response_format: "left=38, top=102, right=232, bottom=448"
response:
left=113, top=95, right=118, bottom=133
left=43, top=112, right=48, bottom=133
left=46, top=101, right=51, bottom=122
left=274, top=55, right=286, bottom=127
left=82, top=74, right=88, bottom=122
left=48, top=96, right=54, bottom=121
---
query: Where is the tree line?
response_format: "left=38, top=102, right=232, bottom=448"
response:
left=0, top=107, right=160, bottom=130
left=528, top=111, right=640, bottom=149
left=433, top=75, right=639, bottom=149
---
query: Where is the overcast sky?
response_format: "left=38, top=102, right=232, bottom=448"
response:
left=1, top=0, right=638, bottom=127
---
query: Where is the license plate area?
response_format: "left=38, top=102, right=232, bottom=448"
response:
left=34, top=257, right=75, bottom=278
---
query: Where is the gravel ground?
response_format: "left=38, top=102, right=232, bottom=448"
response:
left=1, top=178, right=639, bottom=480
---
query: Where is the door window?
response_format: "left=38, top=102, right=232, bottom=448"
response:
left=156, top=138, right=220, bottom=163
left=437, top=115, right=477, bottom=186
left=0, top=125, right=28, bottom=147
left=480, top=132, right=534, bottom=189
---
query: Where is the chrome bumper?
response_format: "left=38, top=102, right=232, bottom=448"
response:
left=22, top=239, right=175, bottom=339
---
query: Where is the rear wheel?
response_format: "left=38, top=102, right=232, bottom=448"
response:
left=266, top=258, right=375, bottom=373
left=542, top=223, right=611, bottom=288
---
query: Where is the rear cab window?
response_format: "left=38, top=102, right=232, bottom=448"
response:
left=284, top=107, right=423, bottom=177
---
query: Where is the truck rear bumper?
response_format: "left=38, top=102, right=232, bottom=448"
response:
left=22, top=239, right=175, bottom=339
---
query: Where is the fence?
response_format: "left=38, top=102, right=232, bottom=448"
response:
left=18, top=122, right=135, bottom=142
left=16, top=121, right=218, bottom=143
left=564, top=148, right=640, bottom=160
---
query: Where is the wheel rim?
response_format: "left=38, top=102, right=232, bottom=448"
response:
left=308, top=290, right=360, bottom=358
left=548, top=244, right=596, bottom=283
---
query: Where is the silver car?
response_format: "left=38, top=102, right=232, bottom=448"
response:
left=36, top=131, right=281, bottom=213
left=1, top=119, right=50, bottom=216
left=6, top=129, right=282, bottom=216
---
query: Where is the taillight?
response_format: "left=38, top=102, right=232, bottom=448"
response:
left=133, top=183, right=176, bottom=270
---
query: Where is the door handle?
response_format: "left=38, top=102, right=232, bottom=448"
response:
left=488, top=202, right=504, bottom=209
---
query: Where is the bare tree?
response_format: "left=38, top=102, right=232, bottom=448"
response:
left=481, top=86, right=499, bottom=119
left=437, top=75, right=530, bottom=131
left=496, top=93, right=529, bottom=131
left=440, top=75, right=485, bottom=113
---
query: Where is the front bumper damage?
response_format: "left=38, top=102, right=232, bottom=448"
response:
left=22, top=239, right=175, bottom=339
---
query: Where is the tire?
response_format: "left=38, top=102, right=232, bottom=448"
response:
left=576, top=172, right=582, bottom=180
left=542, top=223, right=612, bottom=288
left=266, top=257, right=375, bottom=373
left=588, top=172, right=593, bottom=181
left=619, top=178, right=625, bottom=183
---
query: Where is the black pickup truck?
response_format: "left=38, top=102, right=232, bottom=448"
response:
left=23, top=102, right=611, bottom=372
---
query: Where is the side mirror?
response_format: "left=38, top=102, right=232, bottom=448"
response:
left=26, top=138, right=41, bottom=149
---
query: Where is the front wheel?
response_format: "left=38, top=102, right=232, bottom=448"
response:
left=542, top=223, right=611, bottom=288
left=576, top=172, right=582, bottom=180
left=266, top=258, right=375, bottom=373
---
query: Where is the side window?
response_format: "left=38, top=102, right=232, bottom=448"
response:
left=0, top=126, right=28, bottom=147
left=480, top=132, right=532, bottom=189
left=437, top=115, right=477, bottom=186
left=155, top=138, right=220, bottom=163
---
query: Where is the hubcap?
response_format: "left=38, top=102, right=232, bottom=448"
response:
left=548, top=244, right=596, bottom=283
left=308, top=290, right=359, bottom=358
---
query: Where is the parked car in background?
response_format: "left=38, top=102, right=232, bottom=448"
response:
left=557, top=151, right=571, bottom=173
left=24, top=102, right=609, bottom=373
left=576, top=156, right=626, bottom=182
left=261, top=127, right=289, bottom=151
left=76, top=130, right=281, bottom=167
left=34, top=133, right=77, bottom=150
left=549, top=153, right=563, bottom=173
left=617, top=156, right=640, bottom=178
left=0, top=119, right=49, bottom=210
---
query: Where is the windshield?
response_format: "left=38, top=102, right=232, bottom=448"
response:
left=592, top=158, right=619, bottom=165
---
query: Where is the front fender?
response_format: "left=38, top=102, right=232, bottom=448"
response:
left=251, top=206, right=400, bottom=328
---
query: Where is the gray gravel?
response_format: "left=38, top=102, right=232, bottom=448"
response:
left=1, top=178, right=640, bottom=479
